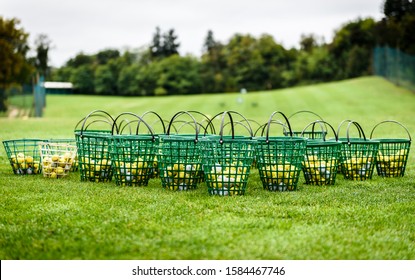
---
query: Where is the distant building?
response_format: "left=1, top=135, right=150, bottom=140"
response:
left=43, top=81, right=73, bottom=94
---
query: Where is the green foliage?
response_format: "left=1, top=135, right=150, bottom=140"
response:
left=154, top=54, right=202, bottom=95
left=329, top=18, right=377, bottom=80
left=95, top=49, right=120, bottom=65
left=71, top=65, right=95, bottom=93
left=0, top=17, right=34, bottom=111
left=384, top=0, right=415, bottom=21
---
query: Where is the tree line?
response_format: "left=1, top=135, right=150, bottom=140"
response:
left=1, top=0, right=415, bottom=111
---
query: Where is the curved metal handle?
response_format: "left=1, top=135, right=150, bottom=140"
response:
left=254, top=120, right=289, bottom=137
left=140, top=111, right=167, bottom=134
left=204, top=111, right=254, bottom=143
left=285, top=110, right=327, bottom=134
left=370, top=120, right=412, bottom=142
left=186, top=110, right=216, bottom=135
left=166, top=111, right=200, bottom=143
left=346, top=121, right=366, bottom=144
left=336, top=119, right=363, bottom=140
left=112, top=112, right=155, bottom=140
left=301, top=120, right=338, bottom=141
left=266, top=111, right=292, bottom=142
left=75, top=110, right=115, bottom=136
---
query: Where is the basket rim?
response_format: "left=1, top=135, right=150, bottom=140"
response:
left=255, top=136, right=306, bottom=142
left=337, top=138, right=380, bottom=145
left=200, top=135, right=255, bottom=143
left=3, top=138, right=46, bottom=144
left=111, top=134, right=155, bottom=140
left=306, top=140, right=342, bottom=147
left=74, top=131, right=112, bottom=139
left=371, top=138, right=411, bottom=143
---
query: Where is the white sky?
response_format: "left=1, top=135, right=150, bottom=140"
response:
left=2, top=0, right=385, bottom=67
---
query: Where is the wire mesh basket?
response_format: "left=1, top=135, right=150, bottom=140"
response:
left=370, top=120, right=411, bottom=177
left=139, top=111, right=168, bottom=179
left=337, top=120, right=380, bottom=181
left=200, top=111, right=256, bottom=196
left=39, top=142, right=78, bottom=178
left=110, top=112, right=158, bottom=186
left=256, top=111, right=307, bottom=191
left=301, top=121, right=342, bottom=185
left=2, top=139, right=44, bottom=175
left=157, top=111, right=204, bottom=191
left=74, top=110, right=115, bottom=182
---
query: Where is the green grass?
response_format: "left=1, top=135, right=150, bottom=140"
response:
left=1, top=76, right=415, bottom=260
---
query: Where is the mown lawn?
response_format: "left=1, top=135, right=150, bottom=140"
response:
left=1, top=76, right=414, bottom=259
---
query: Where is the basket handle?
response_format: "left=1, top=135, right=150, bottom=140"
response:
left=112, top=112, right=155, bottom=141
left=222, top=120, right=253, bottom=137
left=186, top=110, right=216, bottom=135
left=75, top=110, right=115, bottom=136
left=175, top=120, right=209, bottom=135
left=140, top=111, right=167, bottom=134
left=285, top=110, right=327, bottom=134
left=166, top=111, right=200, bottom=143
left=345, top=121, right=367, bottom=144
left=205, top=111, right=254, bottom=144
left=266, top=111, right=293, bottom=141
left=369, top=120, right=412, bottom=142
left=255, top=120, right=289, bottom=137
left=336, top=119, right=363, bottom=140
left=301, top=120, right=338, bottom=141
left=288, top=110, right=325, bottom=121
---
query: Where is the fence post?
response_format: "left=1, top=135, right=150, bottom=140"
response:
left=33, top=75, right=45, bottom=117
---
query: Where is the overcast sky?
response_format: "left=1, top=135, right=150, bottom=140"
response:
left=3, top=0, right=385, bottom=67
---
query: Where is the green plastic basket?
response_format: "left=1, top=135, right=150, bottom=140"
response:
left=2, top=139, right=44, bottom=175
left=338, top=121, right=379, bottom=180
left=74, top=110, right=115, bottom=182
left=301, top=120, right=342, bottom=186
left=157, top=111, right=204, bottom=191
left=39, top=142, right=78, bottom=179
left=255, top=111, right=307, bottom=191
left=201, top=111, right=256, bottom=196
left=110, top=112, right=158, bottom=186
left=370, top=120, right=411, bottom=177
left=139, top=111, right=168, bottom=179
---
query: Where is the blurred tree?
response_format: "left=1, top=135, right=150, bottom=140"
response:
left=94, top=64, right=114, bottom=94
left=154, top=54, right=202, bottom=95
left=50, top=66, right=73, bottom=82
left=201, top=30, right=227, bottom=93
left=150, top=27, right=180, bottom=59
left=96, top=49, right=120, bottom=65
left=33, top=33, right=52, bottom=78
left=70, top=65, right=95, bottom=93
left=117, top=64, right=141, bottom=95
left=203, top=30, right=217, bottom=53
left=66, top=52, right=94, bottom=68
left=329, top=18, right=376, bottom=79
left=162, top=29, right=180, bottom=57
left=222, top=33, right=294, bottom=91
left=380, top=0, right=415, bottom=54
left=0, top=17, right=34, bottom=111
left=384, top=0, right=415, bottom=21
left=299, top=34, right=318, bottom=53
left=150, top=26, right=163, bottom=58
left=94, top=57, right=123, bottom=95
